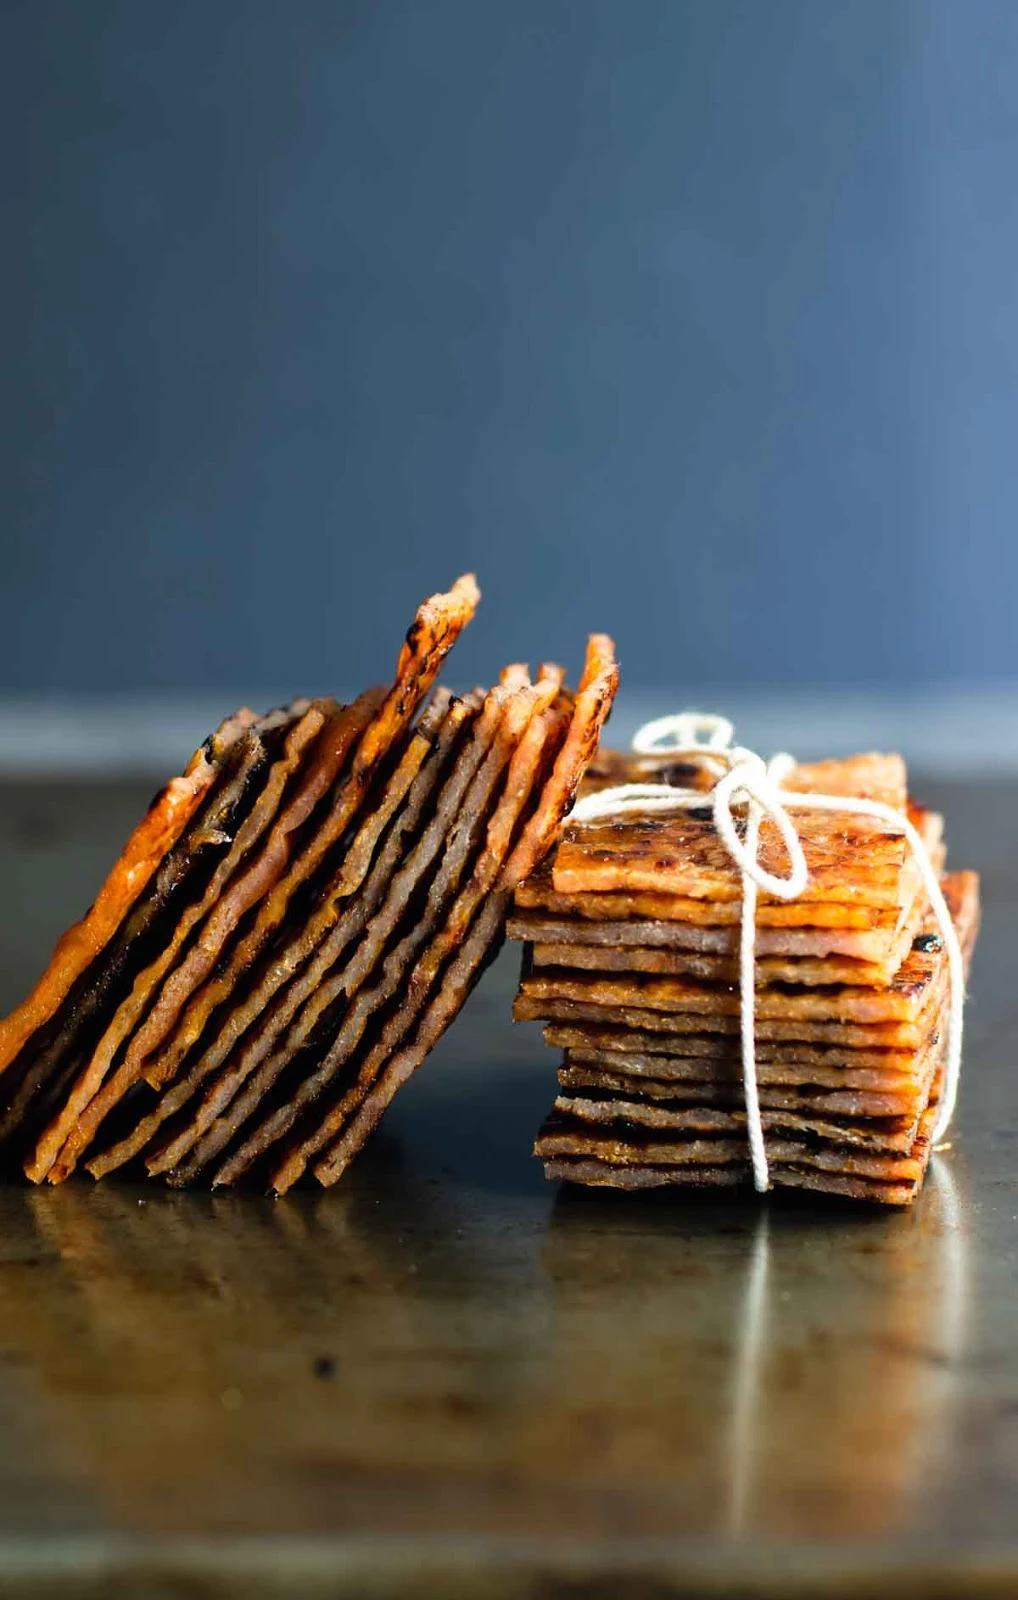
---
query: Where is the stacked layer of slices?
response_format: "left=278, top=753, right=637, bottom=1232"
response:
left=0, top=576, right=619, bottom=1192
left=510, top=749, right=981, bottom=1206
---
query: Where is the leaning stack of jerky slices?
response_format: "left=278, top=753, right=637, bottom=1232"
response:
left=510, top=746, right=980, bottom=1205
left=0, top=576, right=618, bottom=1193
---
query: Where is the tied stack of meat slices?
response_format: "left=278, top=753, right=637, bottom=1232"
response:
left=0, top=576, right=618, bottom=1192
left=510, top=747, right=981, bottom=1206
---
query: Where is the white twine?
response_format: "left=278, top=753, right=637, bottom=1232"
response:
left=567, top=712, right=965, bottom=1192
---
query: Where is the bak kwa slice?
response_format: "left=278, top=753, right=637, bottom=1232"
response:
left=516, top=862, right=893, bottom=930
left=557, top=1066, right=931, bottom=1121
left=193, top=665, right=569, bottom=1189
left=508, top=808, right=943, bottom=962
left=153, top=668, right=538, bottom=1183
left=136, top=574, right=478, bottom=1100
left=0, top=706, right=256, bottom=1085
left=526, top=874, right=927, bottom=987
left=305, top=635, right=620, bottom=1191
left=550, top=753, right=913, bottom=908
left=516, top=947, right=956, bottom=1050
left=540, top=1153, right=924, bottom=1206
left=775, top=1086, right=942, bottom=1206
left=556, top=1045, right=943, bottom=1118
left=26, top=693, right=378, bottom=1184
left=525, top=1000, right=938, bottom=1052
left=546, top=1025, right=934, bottom=1080
left=0, top=701, right=309, bottom=1151
left=518, top=790, right=939, bottom=927
left=549, top=1087, right=931, bottom=1155
left=32, top=699, right=335, bottom=1182
left=39, top=576, right=479, bottom=1184
left=86, top=688, right=476, bottom=1179
left=513, top=872, right=977, bottom=1032
left=534, top=890, right=980, bottom=1207
left=266, top=679, right=572, bottom=1193
left=534, top=1115, right=930, bottom=1175
left=6, top=703, right=307, bottom=1164
left=534, top=1054, right=953, bottom=1188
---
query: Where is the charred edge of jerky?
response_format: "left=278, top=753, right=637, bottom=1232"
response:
left=0, top=707, right=258, bottom=1098
left=132, top=690, right=387, bottom=1089
left=550, top=777, right=919, bottom=907
left=173, top=680, right=537, bottom=1188
left=40, top=702, right=340, bottom=1184
left=86, top=693, right=466, bottom=1180
left=350, top=574, right=478, bottom=779
left=9, top=709, right=300, bottom=1169
left=151, top=688, right=502, bottom=1184
left=514, top=812, right=945, bottom=932
left=147, top=682, right=506, bottom=1184
left=132, top=577, right=478, bottom=1112
left=127, top=685, right=389, bottom=1109
left=92, top=693, right=481, bottom=1182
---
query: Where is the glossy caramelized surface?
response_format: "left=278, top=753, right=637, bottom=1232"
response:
left=554, top=750, right=916, bottom=905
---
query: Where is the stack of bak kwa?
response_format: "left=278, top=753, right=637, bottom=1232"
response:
left=511, top=746, right=980, bottom=1206
left=0, top=575, right=619, bottom=1192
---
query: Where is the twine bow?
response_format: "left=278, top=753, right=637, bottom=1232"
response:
left=568, top=712, right=964, bottom=1192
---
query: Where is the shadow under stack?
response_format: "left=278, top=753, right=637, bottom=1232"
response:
left=510, top=748, right=980, bottom=1205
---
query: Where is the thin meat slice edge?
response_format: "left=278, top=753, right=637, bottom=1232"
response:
left=0, top=707, right=256, bottom=1081
left=38, top=702, right=336, bottom=1183
left=134, top=574, right=480, bottom=1102
left=306, top=634, right=619, bottom=1191
left=266, top=680, right=571, bottom=1192
left=84, top=691, right=465, bottom=1180
left=156, top=675, right=526, bottom=1182
left=1, top=703, right=305, bottom=1151
left=186, top=674, right=556, bottom=1186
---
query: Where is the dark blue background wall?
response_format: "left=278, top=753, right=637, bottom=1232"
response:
left=1, top=0, right=1015, bottom=697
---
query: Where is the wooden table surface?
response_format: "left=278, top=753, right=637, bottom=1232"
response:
left=0, top=777, right=1014, bottom=1599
